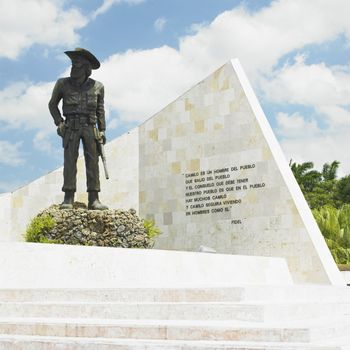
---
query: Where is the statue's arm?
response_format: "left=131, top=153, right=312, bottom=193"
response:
left=96, top=84, right=106, bottom=131
left=48, top=79, right=64, bottom=126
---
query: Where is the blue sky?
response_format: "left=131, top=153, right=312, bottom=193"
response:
left=1, top=0, right=350, bottom=193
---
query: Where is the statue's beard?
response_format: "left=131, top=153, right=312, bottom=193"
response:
left=70, top=67, right=86, bottom=81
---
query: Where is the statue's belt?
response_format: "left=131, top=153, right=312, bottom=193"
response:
left=65, top=115, right=92, bottom=129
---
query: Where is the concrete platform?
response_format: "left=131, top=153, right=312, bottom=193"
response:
left=341, top=271, right=350, bottom=285
left=0, top=243, right=349, bottom=349
left=0, top=243, right=293, bottom=288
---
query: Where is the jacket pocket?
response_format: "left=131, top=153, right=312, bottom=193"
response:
left=65, top=92, right=80, bottom=106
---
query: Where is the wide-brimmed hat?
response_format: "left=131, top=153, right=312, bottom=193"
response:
left=64, top=48, right=100, bottom=70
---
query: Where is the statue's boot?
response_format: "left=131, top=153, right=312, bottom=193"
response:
left=88, top=191, right=108, bottom=210
left=60, top=191, right=74, bottom=209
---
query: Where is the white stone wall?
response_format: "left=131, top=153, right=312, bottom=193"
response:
left=99, top=128, right=139, bottom=211
left=8, top=168, right=63, bottom=242
left=0, top=192, right=12, bottom=241
left=139, top=60, right=343, bottom=285
left=2, top=128, right=139, bottom=242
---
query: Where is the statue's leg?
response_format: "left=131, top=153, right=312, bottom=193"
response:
left=62, top=129, right=80, bottom=193
left=81, top=125, right=100, bottom=192
left=82, top=126, right=108, bottom=210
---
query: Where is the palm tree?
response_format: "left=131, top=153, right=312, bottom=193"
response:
left=289, top=160, right=322, bottom=192
left=336, top=175, right=350, bottom=204
left=322, top=161, right=340, bottom=181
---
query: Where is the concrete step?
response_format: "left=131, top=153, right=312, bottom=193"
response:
left=0, top=334, right=348, bottom=350
left=0, top=286, right=349, bottom=303
left=0, top=318, right=349, bottom=343
left=240, top=286, right=350, bottom=303
left=0, top=288, right=244, bottom=303
left=0, top=301, right=349, bottom=322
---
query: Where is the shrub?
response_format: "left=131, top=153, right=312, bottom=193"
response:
left=24, top=214, right=61, bottom=244
left=313, top=205, right=350, bottom=264
left=331, top=245, right=350, bottom=264
left=143, top=219, right=161, bottom=240
left=312, top=206, right=341, bottom=242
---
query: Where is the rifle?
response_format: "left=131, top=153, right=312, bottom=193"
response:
left=95, top=129, right=109, bottom=180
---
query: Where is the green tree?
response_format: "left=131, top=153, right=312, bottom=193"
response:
left=322, top=161, right=340, bottom=181
left=335, top=175, right=350, bottom=204
left=289, top=160, right=343, bottom=209
left=304, top=180, right=339, bottom=209
left=289, top=159, right=350, bottom=264
left=289, top=160, right=322, bottom=192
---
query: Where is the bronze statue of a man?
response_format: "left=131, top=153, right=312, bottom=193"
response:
left=49, top=48, right=108, bottom=210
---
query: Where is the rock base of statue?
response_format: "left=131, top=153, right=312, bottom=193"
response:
left=28, top=203, right=154, bottom=249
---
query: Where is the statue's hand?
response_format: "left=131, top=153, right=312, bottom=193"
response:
left=99, top=131, right=106, bottom=144
left=57, top=122, right=66, bottom=137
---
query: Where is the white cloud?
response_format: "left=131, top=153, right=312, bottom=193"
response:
left=33, top=130, right=60, bottom=156
left=94, top=46, right=203, bottom=123
left=5, top=0, right=350, bottom=128
left=262, top=55, right=350, bottom=129
left=89, top=0, right=350, bottom=126
left=3, top=0, right=350, bottom=178
left=276, top=111, right=350, bottom=176
left=0, top=81, right=55, bottom=131
left=276, top=112, right=320, bottom=138
left=92, top=0, right=145, bottom=19
left=0, top=80, right=64, bottom=157
left=177, top=0, right=350, bottom=81
left=317, top=105, right=350, bottom=128
left=262, top=56, right=350, bottom=106
left=154, top=17, right=167, bottom=33
left=0, top=0, right=87, bottom=59
left=0, top=140, right=25, bottom=166
left=280, top=129, right=350, bottom=177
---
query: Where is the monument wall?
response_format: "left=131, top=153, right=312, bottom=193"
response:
left=139, top=60, right=342, bottom=285
left=0, top=59, right=343, bottom=285
left=0, top=193, right=12, bottom=241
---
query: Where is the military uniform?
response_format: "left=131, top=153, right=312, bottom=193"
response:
left=49, top=77, right=105, bottom=192
left=48, top=48, right=108, bottom=210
